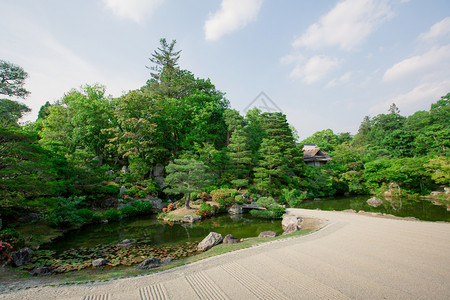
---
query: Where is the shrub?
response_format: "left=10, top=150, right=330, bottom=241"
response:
left=131, top=200, right=153, bottom=214
left=197, top=192, right=209, bottom=202
left=120, top=206, right=138, bottom=217
left=196, top=203, right=218, bottom=218
left=249, top=209, right=273, bottom=219
left=104, top=209, right=121, bottom=222
left=234, top=195, right=245, bottom=205
left=280, top=189, right=307, bottom=208
left=76, top=208, right=93, bottom=221
left=231, top=179, right=248, bottom=189
left=46, top=196, right=86, bottom=227
left=272, top=206, right=286, bottom=219
left=92, top=212, right=103, bottom=223
left=210, top=188, right=239, bottom=209
left=256, top=196, right=278, bottom=210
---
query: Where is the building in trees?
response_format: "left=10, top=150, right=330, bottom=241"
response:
left=302, top=144, right=332, bottom=167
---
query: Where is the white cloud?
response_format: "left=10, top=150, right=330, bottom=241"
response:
left=418, top=17, right=450, bottom=41
left=383, top=45, right=450, bottom=82
left=326, top=72, right=352, bottom=88
left=369, top=80, right=450, bottom=114
left=102, top=0, right=164, bottom=22
left=204, top=0, right=263, bottom=41
left=293, top=0, right=393, bottom=51
left=288, top=55, right=341, bottom=84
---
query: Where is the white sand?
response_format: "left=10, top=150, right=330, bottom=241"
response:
left=2, top=208, right=449, bottom=299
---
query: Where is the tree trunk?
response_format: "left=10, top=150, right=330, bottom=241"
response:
left=185, top=193, right=191, bottom=209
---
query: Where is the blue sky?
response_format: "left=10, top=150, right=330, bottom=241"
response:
left=2, top=0, right=450, bottom=139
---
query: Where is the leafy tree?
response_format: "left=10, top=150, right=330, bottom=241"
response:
left=0, top=99, right=30, bottom=127
left=0, top=60, right=30, bottom=98
left=165, top=159, right=214, bottom=209
left=253, top=138, right=285, bottom=192
left=227, top=128, right=253, bottom=179
left=224, top=109, right=245, bottom=144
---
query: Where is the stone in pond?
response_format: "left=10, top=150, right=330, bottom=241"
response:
left=198, top=232, right=223, bottom=251
left=223, top=234, right=240, bottom=244
left=136, top=257, right=161, bottom=269
left=258, top=231, right=277, bottom=238
left=366, top=197, right=383, bottom=207
left=116, top=239, right=134, bottom=246
left=228, top=204, right=243, bottom=215
left=92, top=258, right=108, bottom=267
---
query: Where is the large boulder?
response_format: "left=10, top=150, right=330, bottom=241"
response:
left=282, top=214, right=302, bottom=230
left=198, top=232, right=223, bottom=251
left=12, top=247, right=32, bottom=267
left=258, top=231, right=277, bottom=238
left=119, top=185, right=127, bottom=196
left=136, top=257, right=162, bottom=269
left=152, top=165, right=165, bottom=188
left=223, top=234, right=240, bottom=244
left=283, top=223, right=301, bottom=235
left=29, top=266, right=53, bottom=276
left=228, top=204, right=243, bottom=215
left=92, top=258, right=108, bottom=267
left=367, top=197, right=383, bottom=207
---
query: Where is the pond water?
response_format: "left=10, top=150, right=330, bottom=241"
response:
left=298, top=195, right=450, bottom=222
left=44, top=214, right=284, bottom=254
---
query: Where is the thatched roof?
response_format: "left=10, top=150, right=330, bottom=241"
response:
left=303, top=145, right=332, bottom=162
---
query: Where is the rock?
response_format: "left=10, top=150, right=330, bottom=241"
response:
left=161, top=257, right=173, bottom=264
left=430, top=191, right=441, bottom=196
left=198, top=232, right=223, bottom=251
left=228, top=204, right=243, bottom=215
left=116, top=239, right=134, bottom=246
left=367, top=197, right=383, bottom=207
left=343, top=209, right=357, bottom=213
left=114, top=176, right=121, bottom=183
left=136, top=257, right=161, bottom=269
left=17, top=213, right=40, bottom=223
left=258, top=231, right=277, bottom=238
left=282, top=214, right=302, bottom=230
left=12, top=247, right=32, bottom=267
left=106, top=170, right=114, bottom=177
left=92, top=258, right=108, bottom=267
left=314, top=198, right=321, bottom=201
left=117, top=202, right=131, bottom=210
left=223, top=234, right=240, bottom=244
left=445, top=187, right=450, bottom=195
left=92, top=156, right=102, bottom=165
left=147, top=197, right=163, bottom=210
left=283, top=223, right=301, bottom=235
left=121, top=165, right=130, bottom=174
left=119, top=185, right=127, bottom=195
left=152, top=165, right=165, bottom=188
left=30, top=266, right=54, bottom=276
left=182, top=215, right=194, bottom=223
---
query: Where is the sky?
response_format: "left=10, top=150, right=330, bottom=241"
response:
left=1, top=0, right=450, bottom=139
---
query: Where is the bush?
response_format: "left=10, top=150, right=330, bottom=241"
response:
left=210, top=188, right=239, bottom=209
left=76, top=208, right=93, bottom=221
left=249, top=206, right=285, bottom=219
left=131, top=200, right=153, bottom=214
left=92, top=212, right=103, bottom=223
left=120, top=206, right=138, bottom=217
left=196, top=203, right=218, bottom=218
left=234, top=195, right=245, bottom=205
left=46, top=196, right=86, bottom=227
left=280, top=189, right=307, bottom=208
left=255, top=196, right=278, bottom=210
left=104, top=209, right=121, bottom=222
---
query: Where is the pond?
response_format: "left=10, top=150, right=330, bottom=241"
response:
left=44, top=214, right=284, bottom=254
left=298, top=195, right=450, bottom=222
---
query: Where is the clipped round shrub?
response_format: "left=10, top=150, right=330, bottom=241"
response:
left=76, top=208, right=93, bottom=221
left=92, top=212, right=103, bottom=223
left=121, top=205, right=138, bottom=217
left=104, top=209, right=121, bottom=222
left=234, top=195, right=245, bottom=205
left=131, top=200, right=153, bottom=214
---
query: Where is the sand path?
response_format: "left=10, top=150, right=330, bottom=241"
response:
left=2, top=208, right=450, bottom=299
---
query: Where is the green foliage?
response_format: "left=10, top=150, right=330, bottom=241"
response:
left=280, top=189, right=307, bottom=207
left=46, top=196, right=86, bottom=227
left=196, top=202, right=218, bottom=218
left=0, top=60, right=30, bottom=98
left=234, top=195, right=245, bottom=205
left=249, top=206, right=285, bottom=219
left=0, top=99, right=31, bottom=127
left=120, top=205, right=138, bottom=217
left=165, top=158, right=215, bottom=208
left=76, top=208, right=94, bottom=221
left=210, top=188, right=238, bottom=209
left=92, top=212, right=103, bottom=223
left=131, top=200, right=153, bottom=214
left=103, top=209, right=121, bottom=222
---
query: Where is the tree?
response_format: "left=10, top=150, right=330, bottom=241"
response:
left=253, top=138, right=285, bottom=192
left=0, top=60, right=30, bottom=98
left=227, top=128, right=253, bottom=179
left=223, top=109, right=245, bottom=144
left=0, top=99, right=30, bottom=127
left=165, top=159, right=214, bottom=209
